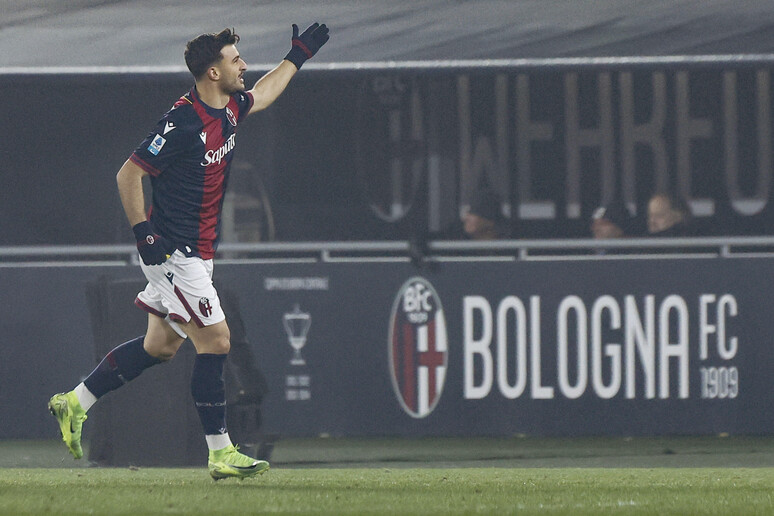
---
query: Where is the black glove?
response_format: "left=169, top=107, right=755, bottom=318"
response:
left=133, top=221, right=174, bottom=266
left=284, top=22, right=329, bottom=69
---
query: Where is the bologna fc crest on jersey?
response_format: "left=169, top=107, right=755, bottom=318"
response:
left=225, top=107, right=237, bottom=126
left=388, top=277, right=448, bottom=418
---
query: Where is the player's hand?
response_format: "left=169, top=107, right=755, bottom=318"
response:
left=284, top=22, right=330, bottom=69
left=133, top=221, right=174, bottom=266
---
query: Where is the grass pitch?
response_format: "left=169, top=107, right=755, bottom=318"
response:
left=1, top=437, right=774, bottom=515
left=2, top=467, right=773, bottom=515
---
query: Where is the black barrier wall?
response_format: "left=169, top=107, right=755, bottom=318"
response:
left=4, top=256, right=773, bottom=440
left=3, top=59, right=774, bottom=245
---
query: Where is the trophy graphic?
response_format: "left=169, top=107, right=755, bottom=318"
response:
left=283, top=304, right=311, bottom=366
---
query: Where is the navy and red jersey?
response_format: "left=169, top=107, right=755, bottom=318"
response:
left=130, top=87, right=254, bottom=259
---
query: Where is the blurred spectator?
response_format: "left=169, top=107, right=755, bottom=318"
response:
left=462, top=188, right=507, bottom=240
left=647, top=191, right=693, bottom=237
left=413, top=187, right=507, bottom=264
left=590, top=199, right=639, bottom=239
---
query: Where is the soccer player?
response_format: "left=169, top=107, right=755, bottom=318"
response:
left=48, top=23, right=329, bottom=480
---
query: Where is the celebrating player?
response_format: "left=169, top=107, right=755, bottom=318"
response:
left=48, top=23, right=329, bottom=480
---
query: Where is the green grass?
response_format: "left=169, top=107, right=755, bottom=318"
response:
left=1, top=467, right=773, bottom=515
left=3, top=437, right=774, bottom=515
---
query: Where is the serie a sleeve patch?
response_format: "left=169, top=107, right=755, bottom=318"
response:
left=147, top=134, right=166, bottom=156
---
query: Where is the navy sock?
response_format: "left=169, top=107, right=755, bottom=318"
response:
left=191, top=354, right=228, bottom=436
left=83, top=336, right=162, bottom=398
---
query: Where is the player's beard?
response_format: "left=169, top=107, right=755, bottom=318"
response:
left=223, top=76, right=246, bottom=94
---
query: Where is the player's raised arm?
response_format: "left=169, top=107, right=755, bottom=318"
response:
left=248, top=22, right=330, bottom=114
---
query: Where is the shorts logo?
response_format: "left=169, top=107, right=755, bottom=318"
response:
left=225, top=107, right=237, bottom=126
left=199, top=297, right=213, bottom=317
left=388, top=277, right=448, bottom=418
left=148, top=134, right=166, bottom=155
left=145, top=235, right=155, bottom=245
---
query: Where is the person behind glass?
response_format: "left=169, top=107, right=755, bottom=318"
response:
left=590, top=199, right=639, bottom=254
left=590, top=199, right=638, bottom=240
left=647, top=191, right=693, bottom=237
left=462, top=188, right=507, bottom=240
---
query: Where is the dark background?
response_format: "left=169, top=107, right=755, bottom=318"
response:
left=2, top=63, right=774, bottom=244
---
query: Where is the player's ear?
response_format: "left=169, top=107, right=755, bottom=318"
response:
left=207, top=66, right=219, bottom=81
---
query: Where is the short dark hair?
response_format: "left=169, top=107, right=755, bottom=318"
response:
left=592, top=198, right=638, bottom=235
left=652, top=190, right=692, bottom=220
left=184, top=28, right=240, bottom=79
left=469, top=187, right=502, bottom=222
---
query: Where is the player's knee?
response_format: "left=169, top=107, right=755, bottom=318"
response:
left=210, top=334, right=231, bottom=355
left=145, top=342, right=179, bottom=361
left=189, top=321, right=231, bottom=354
left=198, top=328, right=231, bottom=355
left=143, top=336, right=182, bottom=361
left=149, top=348, right=177, bottom=361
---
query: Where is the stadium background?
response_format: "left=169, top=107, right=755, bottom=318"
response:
left=3, top=0, right=774, bottom=468
left=4, top=0, right=774, bottom=244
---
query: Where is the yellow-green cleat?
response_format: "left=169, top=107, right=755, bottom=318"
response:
left=208, top=444, right=270, bottom=481
left=48, top=391, right=87, bottom=459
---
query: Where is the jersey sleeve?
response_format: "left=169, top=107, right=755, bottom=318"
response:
left=129, top=108, right=193, bottom=176
left=234, top=90, right=254, bottom=119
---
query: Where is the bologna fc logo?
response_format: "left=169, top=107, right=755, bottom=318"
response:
left=388, top=277, right=448, bottom=418
left=225, top=107, right=237, bottom=126
left=199, top=297, right=213, bottom=317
